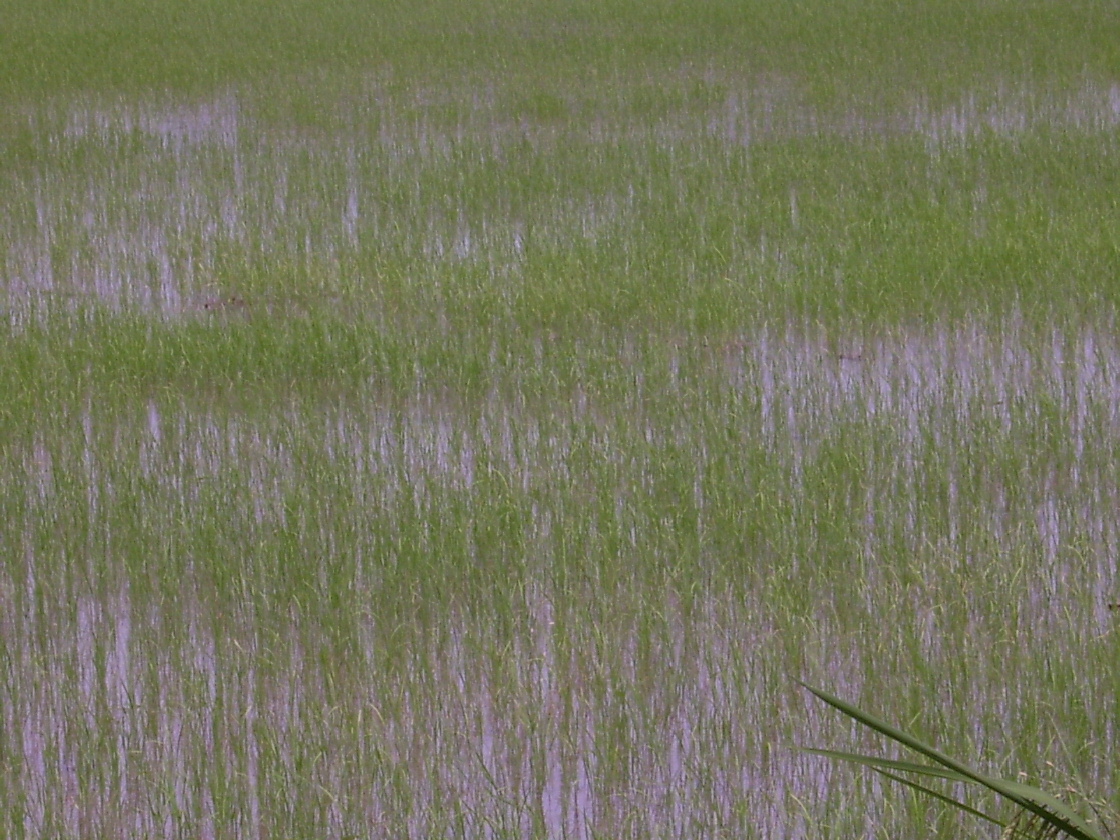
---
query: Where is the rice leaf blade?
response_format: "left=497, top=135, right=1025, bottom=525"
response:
left=872, top=769, right=1006, bottom=827
left=799, top=681, right=1106, bottom=840
left=801, top=748, right=971, bottom=782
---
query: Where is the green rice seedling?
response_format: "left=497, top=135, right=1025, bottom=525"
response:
left=4, top=0, right=1120, bottom=836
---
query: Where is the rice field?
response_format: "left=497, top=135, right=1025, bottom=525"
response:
left=1, top=1, right=1119, bottom=838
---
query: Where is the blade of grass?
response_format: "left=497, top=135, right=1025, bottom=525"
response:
left=872, top=769, right=1006, bottom=827
left=801, top=747, right=972, bottom=782
left=805, top=747, right=1005, bottom=824
left=798, top=681, right=1106, bottom=840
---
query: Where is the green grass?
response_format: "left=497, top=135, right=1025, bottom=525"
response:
left=4, top=319, right=1117, bottom=837
left=3, top=0, right=1119, bottom=98
left=4, top=120, right=1120, bottom=404
left=1, top=1, right=1119, bottom=837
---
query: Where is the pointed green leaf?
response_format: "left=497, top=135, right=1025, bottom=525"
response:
left=801, top=747, right=970, bottom=783
left=872, top=769, right=1005, bottom=826
left=801, top=748, right=1004, bottom=824
left=798, top=681, right=1105, bottom=840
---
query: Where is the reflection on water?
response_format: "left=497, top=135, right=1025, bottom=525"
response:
left=3, top=322, right=1118, bottom=838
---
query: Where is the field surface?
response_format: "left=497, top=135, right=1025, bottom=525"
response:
left=1, top=1, right=1119, bottom=837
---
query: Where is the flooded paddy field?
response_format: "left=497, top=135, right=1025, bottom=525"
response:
left=1, top=2, right=1118, bottom=837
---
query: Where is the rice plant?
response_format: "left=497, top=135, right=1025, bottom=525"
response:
left=3, top=0, right=1120, bottom=837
